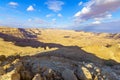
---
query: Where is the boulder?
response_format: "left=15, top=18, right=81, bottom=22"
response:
left=81, top=67, right=92, bottom=80
left=0, top=70, right=20, bottom=80
left=62, top=69, right=78, bottom=80
left=20, top=70, right=32, bottom=80
left=101, top=67, right=119, bottom=80
left=12, top=59, right=24, bottom=72
left=31, top=63, right=41, bottom=73
left=42, top=68, right=55, bottom=79
left=32, top=74, right=42, bottom=80
left=76, top=67, right=88, bottom=80
left=0, top=67, right=5, bottom=75
left=3, top=63, right=14, bottom=72
left=84, top=63, right=93, bottom=69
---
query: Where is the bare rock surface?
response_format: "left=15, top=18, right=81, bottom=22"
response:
left=0, top=53, right=120, bottom=80
left=0, top=70, right=20, bottom=80
left=62, top=69, right=77, bottom=80
left=32, top=74, right=42, bottom=80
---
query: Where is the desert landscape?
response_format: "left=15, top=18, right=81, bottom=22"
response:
left=0, top=0, right=120, bottom=80
left=0, top=26, right=120, bottom=80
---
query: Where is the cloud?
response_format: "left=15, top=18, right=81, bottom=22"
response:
left=71, top=20, right=120, bottom=33
left=9, top=2, right=18, bottom=7
left=78, top=1, right=83, bottom=6
left=46, top=14, right=53, bottom=18
left=94, top=14, right=112, bottom=21
left=52, top=18, right=56, bottom=21
left=57, top=13, right=62, bottom=17
left=85, top=20, right=120, bottom=33
left=52, top=18, right=56, bottom=24
left=92, top=14, right=112, bottom=24
left=74, top=0, right=120, bottom=23
left=92, top=21, right=101, bottom=24
left=27, top=5, right=34, bottom=11
left=22, top=18, right=50, bottom=27
left=45, top=0, right=64, bottom=12
left=28, top=18, right=46, bottom=24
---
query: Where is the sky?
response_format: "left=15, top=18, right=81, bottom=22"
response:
left=0, top=0, right=120, bottom=33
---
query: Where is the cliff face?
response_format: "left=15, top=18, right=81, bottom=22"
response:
left=0, top=27, right=24, bottom=38
left=0, top=27, right=120, bottom=80
left=0, top=27, right=38, bottom=39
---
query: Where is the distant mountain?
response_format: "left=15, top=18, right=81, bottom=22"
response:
left=0, top=26, right=119, bottom=40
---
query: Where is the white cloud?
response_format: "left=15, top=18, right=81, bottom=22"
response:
left=52, top=18, right=57, bottom=25
left=27, top=18, right=47, bottom=24
left=75, top=7, right=90, bottom=17
left=92, top=21, right=101, bottom=24
left=46, top=14, right=53, bottom=18
left=9, top=2, right=18, bottom=7
left=74, top=0, right=120, bottom=23
left=78, top=1, right=83, bottom=6
left=52, top=18, right=56, bottom=22
left=83, top=20, right=120, bottom=33
left=57, top=13, right=62, bottom=17
left=21, top=18, right=50, bottom=27
left=27, top=5, right=34, bottom=11
left=45, top=0, right=64, bottom=12
left=94, top=14, right=112, bottom=21
left=106, top=14, right=112, bottom=19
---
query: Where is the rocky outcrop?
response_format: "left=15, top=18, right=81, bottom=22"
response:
left=0, top=55, right=119, bottom=80
left=114, top=33, right=120, bottom=39
left=0, top=27, right=37, bottom=39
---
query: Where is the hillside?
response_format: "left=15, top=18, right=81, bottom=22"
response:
left=0, top=26, right=120, bottom=80
left=0, top=27, right=120, bottom=62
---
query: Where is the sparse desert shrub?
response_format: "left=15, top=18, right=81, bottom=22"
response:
left=105, top=44, right=112, bottom=48
left=64, top=36, right=70, bottom=38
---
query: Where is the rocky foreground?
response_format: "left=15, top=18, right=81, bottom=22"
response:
left=0, top=47, right=120, bottom=80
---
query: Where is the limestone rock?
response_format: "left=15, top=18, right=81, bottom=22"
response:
left=3, top=63, right=14, bottom=72
left=62, top=69, right=78, bottom=80
left=81, top=67, right=92, bottom=80
left=42, top=68, right=55, bottom=79
left=20, top=70, right=32, bottom=80
left=85, top=63, right=93, bottom=69
left=32, top=74, right=42, bottom=80
left=0, top=67, right=5, bottom=75
left=31, top=63, right=41, bottom=73
left=101, top=67, right=119, bottom=80
left=0, top=70, right=20, bottom=80
left=76, top=67, right=88, bottom=80
left=12, top=59, right=23, bottom=72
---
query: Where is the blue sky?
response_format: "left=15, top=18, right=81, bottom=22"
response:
left=0, top=0, right=120, bottom=33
